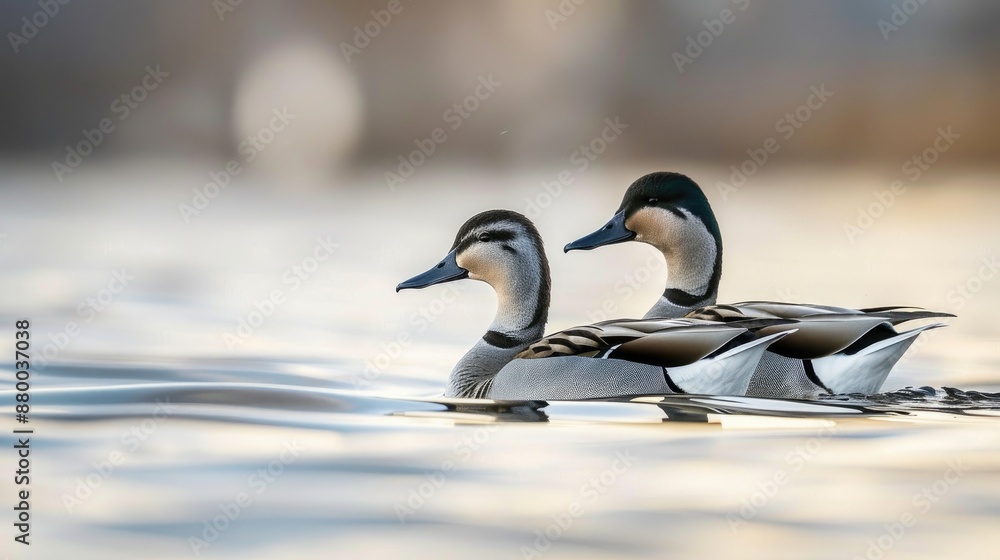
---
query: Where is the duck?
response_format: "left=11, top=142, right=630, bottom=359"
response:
left=564, top=171, right=953, bottom=398
left=396, top=209, right=798, bottom=400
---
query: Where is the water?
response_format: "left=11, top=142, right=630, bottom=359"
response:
left=2, top=164, right=999, bottom=559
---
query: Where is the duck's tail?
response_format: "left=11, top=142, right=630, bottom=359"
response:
left=810, top=323, right=947, bottom=395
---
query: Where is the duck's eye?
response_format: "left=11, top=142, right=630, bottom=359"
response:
left=647, top=197, right=659, bottom=205
left=478, top=232, right=492, bottom=242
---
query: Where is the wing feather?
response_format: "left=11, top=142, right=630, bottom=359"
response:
left=515, top=320, right=749, bottom=366
left=757, top=316, right=889, bottom=359
left=684, top=301, right=954, bottom=359
left=608, top=326, right=747, bottom=367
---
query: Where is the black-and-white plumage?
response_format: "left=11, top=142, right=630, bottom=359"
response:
left=397, top=210, right=796, bottom=400
left=689, top=302, right=949, bottom=397
left=565, top=172, right=954, bottom=398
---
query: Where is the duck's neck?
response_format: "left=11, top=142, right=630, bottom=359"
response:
left=643, top=223, right=722, bottom=319
left=446, top=261, right=550, bottom=398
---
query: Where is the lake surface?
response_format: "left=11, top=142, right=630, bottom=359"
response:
left=2, top=163, right=999, bottom=559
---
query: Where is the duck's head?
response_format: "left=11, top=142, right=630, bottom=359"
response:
left=564, top=171, right=721, bottom=255
left=397, top=210, right=550, bottom=322
left=565, top=172, right=723, bottom=310
left=397, top=210, right=551, bottom=396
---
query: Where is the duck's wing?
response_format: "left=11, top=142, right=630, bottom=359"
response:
left=755, top=315, right=892, bottom=359
left=514, top=324, right=636, bottom=359
left=684, top=305, right=803, bottom=330
left=732, top=301, right=955, bottom=323
left=857, top=308, right=956, bottom=325
left=515, top=319, right=751, bottom=367
left=592, top=317, right=713, bottom=332
left=729, top=301, right=861, bottom=318
left=691, top=302, right=954, bottom=359
left=608, top=325, right=747, bottom=367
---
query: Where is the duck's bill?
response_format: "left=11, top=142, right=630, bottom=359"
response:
left=396, top=249, right=469, bottom=292
left=564, top=210, right=636, bottom=252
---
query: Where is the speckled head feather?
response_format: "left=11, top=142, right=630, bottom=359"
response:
left=617, top=172, right=721, bottom=237
left=450, top=209, right=551, bottom=333
left=618, top=172, right=724, bottom=309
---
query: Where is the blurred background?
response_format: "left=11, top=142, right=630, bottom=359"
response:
left=1, top=0, right=997, bottom=380
left=3, top=1, right=1000, bottom=165
left=2, top=3, right=1000, bottom=560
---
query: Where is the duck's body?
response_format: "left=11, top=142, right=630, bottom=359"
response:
left=494, top=318, right=794, bottom=399
left=565, top=172, right=952, bottom=398
left=690, top=302, right=946, bottom=397
left=397, top=210, right=795, bottom=400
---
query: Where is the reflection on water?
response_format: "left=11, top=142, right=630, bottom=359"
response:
left=2, top=166, right=999, bottom=559
left=3, top=360, right=999, bottom=560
